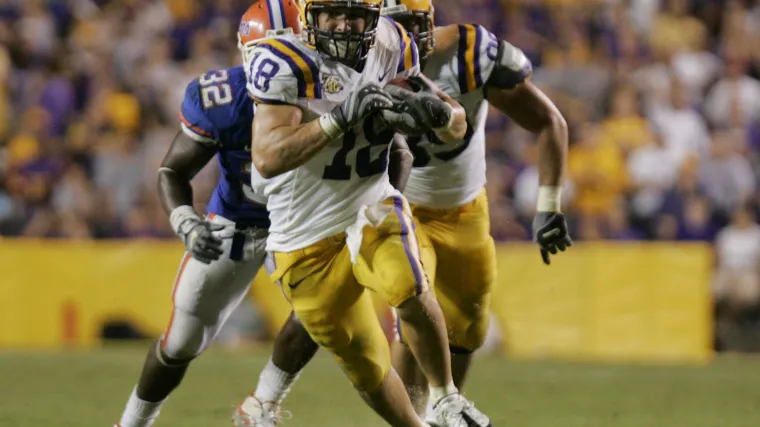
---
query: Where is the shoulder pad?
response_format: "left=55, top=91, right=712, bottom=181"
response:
left=247, top=37, right=322, bottom=104
left=454, top=24, right=501, bottom=94
left=180, top=77, right=218, bottom=144
left=180, top=66, right=252, bottom=144
left=488, top=39, right=532, bottom=90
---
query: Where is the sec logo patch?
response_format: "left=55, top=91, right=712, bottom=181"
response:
left=321, top=74, right=344, bottom=95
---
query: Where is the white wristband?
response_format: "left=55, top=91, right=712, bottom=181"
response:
left=537, top=186, right=561, bottom=212
left=319, top=113, right=344, bottom=140
left=169, top=205, right=201, bottom=237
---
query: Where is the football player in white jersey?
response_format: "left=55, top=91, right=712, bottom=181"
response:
left=382, top=0, right=572, bottom=421
left=239, top=0, right=492, bottom=426
left=236, top=1, right=571, bottom=425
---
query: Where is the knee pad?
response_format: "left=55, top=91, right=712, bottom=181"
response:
left=307, top=308, right=390, bottom=392
left=332, top=339, right=390, bottom=392
left=439, top=291, right=492, bottom=352
left=155, top=342, right=192, bottom=367
left=161, top=308, right=216, bottom=361
left=448, top=310, right=490, bottom=352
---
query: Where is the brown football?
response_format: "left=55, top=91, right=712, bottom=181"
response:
left=385, top=76, right=416, bottom=91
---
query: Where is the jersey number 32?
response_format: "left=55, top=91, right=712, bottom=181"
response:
left=200, top=70, right=234, bottom=108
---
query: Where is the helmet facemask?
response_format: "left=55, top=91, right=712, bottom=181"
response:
left=303, top=1, right=381, bottom=67
left=384, top=4, right=434, bottom=61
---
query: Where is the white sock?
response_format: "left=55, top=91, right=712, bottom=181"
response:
left=253, top=358, right=301, bottom=404
left=118, top=387, right=165, bottom=427
left=429, top=382, right=458, bottom=405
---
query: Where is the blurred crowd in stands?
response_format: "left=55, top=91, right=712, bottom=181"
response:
left=1, top=0, right=758, bottom=242
left=4, top=0, right=760, bottom=348
left=0, top=0, right=757, bottom=240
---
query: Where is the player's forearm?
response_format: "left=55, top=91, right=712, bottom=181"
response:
left=536, top=113, right=568, bottom=188
left=157, top=130, right=216, bottom=216
left=485, top=83, right=568, bottom=187
left=157, top=169, right=194, bottom=215
left=388, top=134, right=414, bottom=192
left=252, top=120, right=332, bottom=179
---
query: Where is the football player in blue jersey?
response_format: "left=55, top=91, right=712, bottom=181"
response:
left=114, top=2, right=413, bottom=426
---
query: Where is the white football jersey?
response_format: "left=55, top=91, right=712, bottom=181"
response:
left=247, top=17, right=420, bottom=252
left=404, top=24, right=532, bottom=208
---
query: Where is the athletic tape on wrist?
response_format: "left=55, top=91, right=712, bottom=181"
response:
left=537, top=186, right=561, bottom=212
left=319, top=113, right=344, bottom=140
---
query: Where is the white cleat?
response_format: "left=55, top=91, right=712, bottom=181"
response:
left=424, top=398, right=439, bottom=426
left=425, top=408, right=440, bottom=427
left=431, top=393, right=492, bottom=427
left=233, top=395, right=291, bottom=427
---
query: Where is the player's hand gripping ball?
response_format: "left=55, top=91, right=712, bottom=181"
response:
left=328, top=81, right=395, bottom=134
left=380, top=75, right=454, bottom=137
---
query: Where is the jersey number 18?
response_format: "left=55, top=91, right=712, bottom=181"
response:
left=322, top=119, right=394, bottom=181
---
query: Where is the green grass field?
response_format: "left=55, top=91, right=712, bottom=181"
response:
left=1, top=344, right=759, bottom=427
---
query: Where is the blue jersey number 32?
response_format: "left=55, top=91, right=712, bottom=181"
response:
left=199, top=70, right=233, bottom=109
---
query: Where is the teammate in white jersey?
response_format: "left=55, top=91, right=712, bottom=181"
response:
left=235, top=1, right=572, bottom=426
left=240, top=1, right=492, bottom=426
left=382, top=0, right=572, bottom=421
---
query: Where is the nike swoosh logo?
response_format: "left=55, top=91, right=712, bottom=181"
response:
left=424, top=100, right=438, bottom=116
left=379, top=68, right=390, bottom=82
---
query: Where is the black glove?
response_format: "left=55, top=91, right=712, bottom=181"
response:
left=328, top=82, right=395, bottom=133
left=380, top=76, right=454, bottom=136
left=533, top=212, right=572, bottom=265
left=181, top=219, right=225, bottom=264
